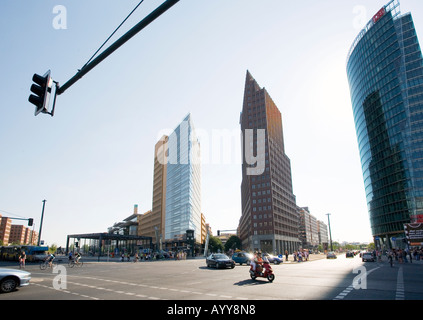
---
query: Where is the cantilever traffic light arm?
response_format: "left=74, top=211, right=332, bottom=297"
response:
left=56, top=0, right=180, bottom=96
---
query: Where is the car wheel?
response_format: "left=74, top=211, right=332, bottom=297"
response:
left=231, top=264, right=235, bottom=269
left=0, top=277, right=18, bottom=293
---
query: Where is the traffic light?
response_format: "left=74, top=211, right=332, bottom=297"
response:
left=28, top=218, right=33, bottom=227
left=28, top=70, right=52, bottom=116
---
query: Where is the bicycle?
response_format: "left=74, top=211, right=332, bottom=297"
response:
left=40, top=260, right=57, bottom=270
left=68, top=259, right=83, bottom=268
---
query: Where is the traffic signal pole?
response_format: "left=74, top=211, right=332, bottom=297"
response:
left=56, top=0, right=180, bottom=96
left=37, top=200, right=47, bottom=247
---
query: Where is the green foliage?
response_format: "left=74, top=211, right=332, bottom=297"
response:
left=224, top=235, right=241, bottom=252
left=48, top=243, right=57, bottom=254
left=208, top=236, right=224, bottom=253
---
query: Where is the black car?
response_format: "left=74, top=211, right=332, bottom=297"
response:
left=346, top=251, right=354, bottom=258
left=206, top=253, right=235, bottom=269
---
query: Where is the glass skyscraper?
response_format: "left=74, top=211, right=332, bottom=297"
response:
left=164, top=114, right=202, bottom=244
left=346, top=0, right=423, bottom=247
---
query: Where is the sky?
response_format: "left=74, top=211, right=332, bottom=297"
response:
left=1, top=0, right=423, bottom=248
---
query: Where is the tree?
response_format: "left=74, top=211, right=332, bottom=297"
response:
left=48, top=243, right=58, bottom=254
left=224, top=235, right=242, bottom=252
left=208, top=236, right=224, bottom=253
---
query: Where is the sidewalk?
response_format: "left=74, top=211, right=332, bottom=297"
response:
left=280, top=253, right=423, bottom=265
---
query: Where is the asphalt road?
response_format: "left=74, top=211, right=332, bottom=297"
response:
left=1, top=254, right=422, bottom=301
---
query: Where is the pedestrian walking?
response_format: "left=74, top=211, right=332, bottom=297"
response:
left=285, top=250, right=289, bottom=262
left=403, top=249, right=408, bottom=263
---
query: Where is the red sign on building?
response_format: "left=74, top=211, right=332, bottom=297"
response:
left=372, top=7, right=386, bottom=24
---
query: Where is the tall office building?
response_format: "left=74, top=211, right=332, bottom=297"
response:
left=347, top=0, right=423, bottom=246
left=238, top=71, right=299, bottom=254
left=139, top=136, right=169, bottom=244
left=0, top=215, right=12, bottom=245
left=164, top=114, right=202, bottom=244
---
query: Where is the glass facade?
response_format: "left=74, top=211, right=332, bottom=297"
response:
left=164, top=114, right=202, bottom=244
left=347, top=0, right=423, bottom=243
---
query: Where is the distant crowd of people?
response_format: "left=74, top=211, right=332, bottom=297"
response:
left=292, top=249, right=310, bottom=262
left=386, top=247, right=423, bottom=263
left=116, top=250, right=189, bottom=262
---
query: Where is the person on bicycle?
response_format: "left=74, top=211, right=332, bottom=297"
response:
left=75, top=252, right=81, bottom=264
left=19, top=251, right=26, bottom=269
left=46, top=253, right=55, bottom=268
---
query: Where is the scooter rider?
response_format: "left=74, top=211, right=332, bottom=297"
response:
left=251, top=251, right=264, bottom=275
left=250, top=251, right=257, bottom=274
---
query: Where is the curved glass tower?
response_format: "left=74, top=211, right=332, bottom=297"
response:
left=346, top=0, right=423, bottom=246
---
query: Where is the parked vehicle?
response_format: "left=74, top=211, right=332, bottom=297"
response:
left=0, top=268, right=31, bottom=293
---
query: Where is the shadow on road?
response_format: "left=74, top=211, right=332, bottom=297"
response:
left=233, top=279, right=271, bottom=286
left=198, top=266, right=235, bottom=270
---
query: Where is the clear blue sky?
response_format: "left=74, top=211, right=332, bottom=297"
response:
left=1, top=0, right=423, bottom=247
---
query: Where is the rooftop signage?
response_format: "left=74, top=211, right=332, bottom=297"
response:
left=372, top=7, right=386, bottom=24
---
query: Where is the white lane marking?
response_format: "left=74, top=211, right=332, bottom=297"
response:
left=333, top=266, right=380, bottom=300
left=395, top=267, right=404, bottom=300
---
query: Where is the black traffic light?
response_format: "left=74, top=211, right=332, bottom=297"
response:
left=186, top=229, right=194, bottom=241
left=28, top=218, right=33, bottom=227
left=29, top=70, right=52, bottom=116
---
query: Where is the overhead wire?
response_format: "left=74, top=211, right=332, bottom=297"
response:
left=0, top=208, right=27, bottom=219
left=80, top=0, right=146, bottom=70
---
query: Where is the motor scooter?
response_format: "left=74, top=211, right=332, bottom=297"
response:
left=249, top=261, right=275, bottom=282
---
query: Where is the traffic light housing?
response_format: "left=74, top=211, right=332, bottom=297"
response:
left=28, top=218, right=33, bottom=227
left=29, top=70, right=52, bottom=116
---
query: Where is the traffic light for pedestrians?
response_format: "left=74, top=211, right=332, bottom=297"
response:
left=28, top=70, right=52, bottom=116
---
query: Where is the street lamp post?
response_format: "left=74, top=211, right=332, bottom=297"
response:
left=326, top=213, right=333, bottom=252
left=37, top=200, right=47, bottom=246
